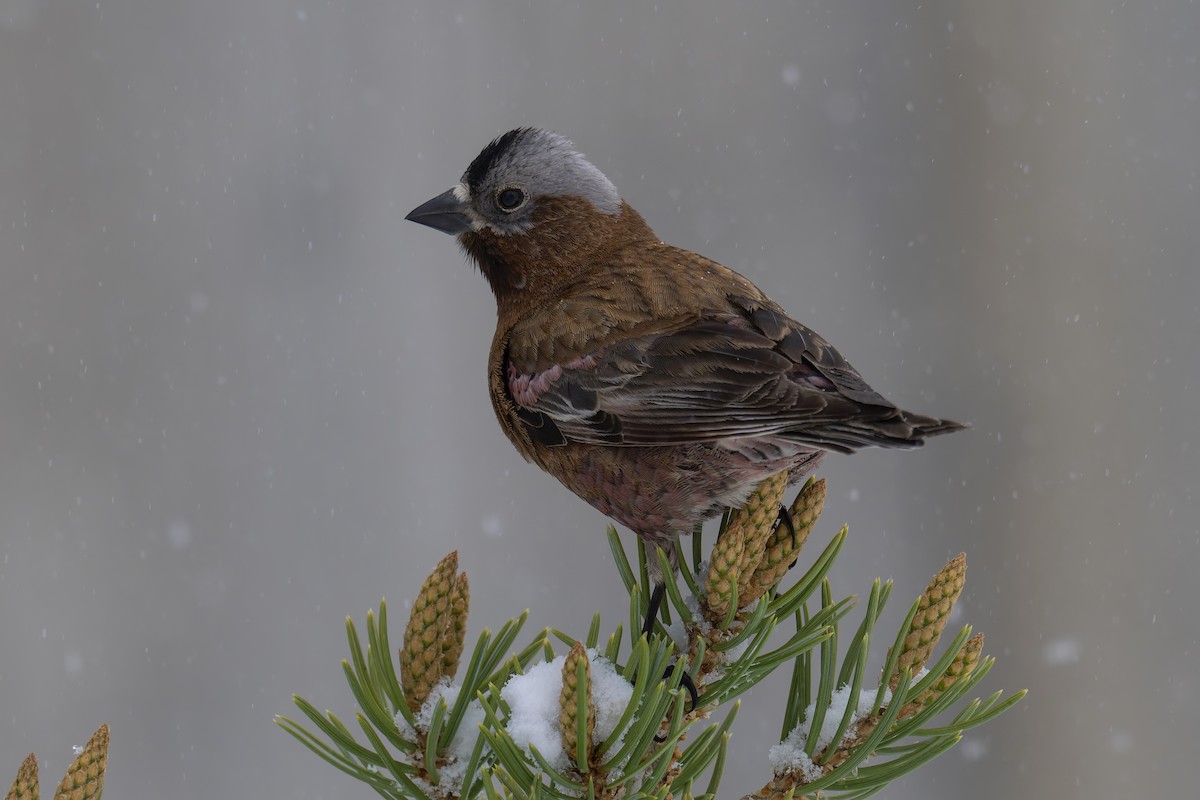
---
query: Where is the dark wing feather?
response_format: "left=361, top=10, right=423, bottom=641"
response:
left=509, top=295, right=966, bottom=450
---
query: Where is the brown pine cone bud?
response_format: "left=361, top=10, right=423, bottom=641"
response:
left=904, top=632, right=984, bottom=716
left=743, top=477, right=826, bottom=606
left=5, top=753, right=39, bottom=800
left=441, top=571, right=470, bottom=681
left=890, top=553, right=966, bottom=689
left=52, top=725, right=108, bottom=800
left=401, top=551, right=462, bottom=712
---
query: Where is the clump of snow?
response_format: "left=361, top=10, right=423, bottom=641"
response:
left=394, top=680, right=490, bottom=794
left=427, top=684, right=488, bottom=784
left=501, top=659, right=571, bottom=770
left=414, top=679, right=454, bottom=730
left=768, top=738, right=823, bottom=781
left=684, top=591, right=706, bottom=621
left=664, top=615, right=689, bottom=651
left=683, top=564, right=711, bottom=641
left=589, top=651, right=636, bottom=742
left=409, top=775, right=438, bottom=798
left=769, top=682, right=894, bottom=776
left=720, top=633, right=753, bottom=663
left=386, top=650, right=635, bottom=791
left=500, top=649, right=634, bottom=772
left=396, top=711, right=417, bottom=742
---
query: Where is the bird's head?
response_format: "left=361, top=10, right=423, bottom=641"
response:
left=406, top=128, right=654, bottom=305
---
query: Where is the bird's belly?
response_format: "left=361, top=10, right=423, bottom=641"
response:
left=534, top=437, right=824, bottom=541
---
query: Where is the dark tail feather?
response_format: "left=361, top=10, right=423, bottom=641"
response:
left=784, top=409, right=969, bottom=454
left=902, top=410, right=971, bottom=439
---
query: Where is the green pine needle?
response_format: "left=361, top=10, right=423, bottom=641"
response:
left=574, top=656, right=590, bottom=772
left=282, top=502, right=1023, bottom=800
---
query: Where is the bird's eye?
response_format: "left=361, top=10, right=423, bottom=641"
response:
left=496, top=187, right=526, bottom=211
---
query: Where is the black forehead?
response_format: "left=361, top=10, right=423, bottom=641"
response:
left=464, top=128, right=535, bottom=193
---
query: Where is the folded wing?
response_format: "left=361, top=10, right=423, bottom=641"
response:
left=507, top=295, right=966, bottom=453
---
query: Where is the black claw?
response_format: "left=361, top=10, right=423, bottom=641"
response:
left=654, top=663, right=700, bottom=740
left=776, top=502, right=796, bottom=541
left=673, top=665, right=700, bottom=711
left=776, top=503, right=800, bottom=570
left=684, top=675, right=699, bottom=709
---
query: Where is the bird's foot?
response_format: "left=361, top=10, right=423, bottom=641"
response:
left=639, top=582, right=699, bottom=726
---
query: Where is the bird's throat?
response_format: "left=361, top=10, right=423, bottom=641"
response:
left=459, top=198, right=657, bottom=320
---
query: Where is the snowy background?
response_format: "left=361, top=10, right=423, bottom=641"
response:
left=2, top=1, right=1198, bottom=797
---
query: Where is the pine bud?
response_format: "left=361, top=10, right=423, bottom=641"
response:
left=743, top=477, right=825, bottom=606
left=905, top=633, right=984, bottom=715
left=559, top=643, right=595, bottom=772
left=52, top=725, right=108, bottom=800
left=441, top=571, right=470, bottom=681
left=890, top=553, right=966, bottom=689
left=732, top=470, right=788, bottom=579
left=704, top=526, right=745, bottom=625
left=705, top=472, right=786, bottom=623
left=5, top=753, right=38, bottom=800
left=401, top=551, right=463, bottom=712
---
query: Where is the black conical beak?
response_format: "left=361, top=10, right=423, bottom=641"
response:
left=405, top=187, right=473, bottom=235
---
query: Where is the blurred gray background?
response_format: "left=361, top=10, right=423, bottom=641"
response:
left=2, top=0, right=1197, bottom=797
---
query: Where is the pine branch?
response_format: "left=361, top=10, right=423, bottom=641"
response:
left=279, top=475, right=1025, bottom=799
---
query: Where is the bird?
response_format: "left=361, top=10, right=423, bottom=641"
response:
left=406, top=127, right=966, bottom=653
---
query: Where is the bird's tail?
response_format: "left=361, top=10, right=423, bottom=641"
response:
left=786, top=409, right=969, bottom=454
left=899, top=410, right=970, bottom=439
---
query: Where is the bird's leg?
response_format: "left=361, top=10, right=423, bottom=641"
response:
left=642, top=581, right=699, bottom=713
left=642, top=582, right=666, bottom=639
